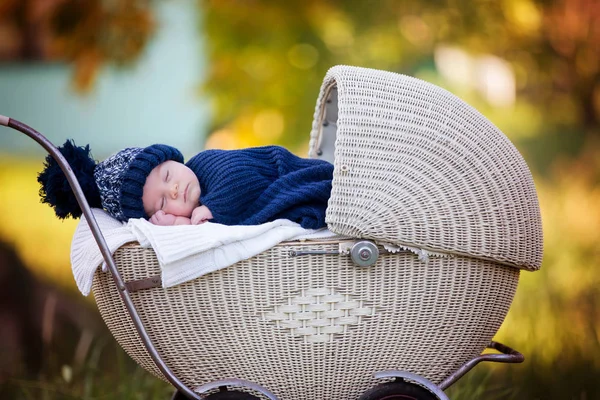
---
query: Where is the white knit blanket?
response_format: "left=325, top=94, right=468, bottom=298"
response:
left=71, top=208, right=338, bottom=296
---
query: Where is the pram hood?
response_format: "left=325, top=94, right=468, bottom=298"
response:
left=309, top=65, right=543, bottom=271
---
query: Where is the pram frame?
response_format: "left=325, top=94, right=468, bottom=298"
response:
left=3, top=117, right=201, bottom=400
left=2, top=115, right=525, bottom=400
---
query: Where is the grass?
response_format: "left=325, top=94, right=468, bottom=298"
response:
left=1, top=338, right=173, bottom=400
left=3, top=341, right=599, bottom=400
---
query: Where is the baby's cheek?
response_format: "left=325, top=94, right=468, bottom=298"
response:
left=168, top=202, right=193, bottom=217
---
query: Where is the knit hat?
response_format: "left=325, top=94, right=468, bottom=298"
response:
left=38, top=140, right=183, bottom=222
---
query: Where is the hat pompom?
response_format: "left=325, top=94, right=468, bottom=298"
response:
left=37, top=140, right=102, bottom=219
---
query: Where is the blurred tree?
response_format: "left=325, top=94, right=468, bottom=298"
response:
left=51, top=0, right=155, bottom=90
left=3, top=0, right=596, bottom=145
left=199, top=0, right=599, bottom=153
left=0, top=0, right=155, bottom=91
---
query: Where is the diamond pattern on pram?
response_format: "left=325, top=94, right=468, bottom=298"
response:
left=261, top=287, right=377, bottom=343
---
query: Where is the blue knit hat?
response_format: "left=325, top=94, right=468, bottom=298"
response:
left=38, top=140, right=183, bottom=222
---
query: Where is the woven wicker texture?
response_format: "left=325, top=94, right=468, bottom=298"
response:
left=308, top=65, right=543, bottom=270
left=93, top=243, right=518, bottom=400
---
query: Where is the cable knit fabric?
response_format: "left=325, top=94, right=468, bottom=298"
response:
left=119, top=145, right=184, bottom=220
left=185, top=146, right=334, bottom=229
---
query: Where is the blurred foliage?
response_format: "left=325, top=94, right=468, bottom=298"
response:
left=0, top=157, right=77, bottom=289
left=199, top=0, right=600, bottom=154
left=51, top=0, right=155, bottom=90
left=0, top=0, right=155, bottom=91
left=4, top=0, right=598, bottom=152
left=1, top=336, right=173, bottom=400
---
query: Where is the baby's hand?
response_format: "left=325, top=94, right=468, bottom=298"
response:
left=149, top=210, right=178, bottom=226
left=191, top=205, right=213, bottom=225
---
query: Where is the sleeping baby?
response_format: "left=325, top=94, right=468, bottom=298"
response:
left=38, top=141, right=333, bottom=230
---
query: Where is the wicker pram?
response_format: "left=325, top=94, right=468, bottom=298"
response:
left=2, top=65, right=542, bottom=400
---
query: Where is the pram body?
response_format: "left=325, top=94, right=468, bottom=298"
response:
left=2, top=65, right=542, bottom=400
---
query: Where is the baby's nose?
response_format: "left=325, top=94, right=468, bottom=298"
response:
left=171, top=183, right=179, bottom=199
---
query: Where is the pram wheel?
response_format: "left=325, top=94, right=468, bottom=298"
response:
left=359, top=381, right=440, bottom=400
left=203, top=387, right=261, bottom=400
left=171, top=388, right=261, bottom=400
left=171, top=390, right=192, bottom=400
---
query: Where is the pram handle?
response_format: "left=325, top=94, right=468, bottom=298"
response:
left=438, top=340, right=524, bottom=390
left=374, top=340, right=523, bottom=397
left=1, top=116, right=203, bottom=400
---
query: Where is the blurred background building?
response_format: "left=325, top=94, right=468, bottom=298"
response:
left=0, top=0, right=206, bottom=158
left=0, top=0, right=598, bottom=399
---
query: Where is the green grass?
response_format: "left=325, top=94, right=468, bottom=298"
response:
left=0, top=339, right=172, bottom=400
left=3, top=345, right=599, bottom=400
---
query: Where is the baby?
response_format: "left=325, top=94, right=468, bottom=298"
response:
left=38, top=141, right=333, bottom=230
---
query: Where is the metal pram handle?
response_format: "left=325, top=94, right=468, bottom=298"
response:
left=0, top=115, right=204, bottom=400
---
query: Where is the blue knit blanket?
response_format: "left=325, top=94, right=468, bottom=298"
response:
left=185, top=146, right=333, bottom=229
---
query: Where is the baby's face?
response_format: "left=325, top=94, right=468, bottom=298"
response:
left=142, top=161, right=200, bottom=218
